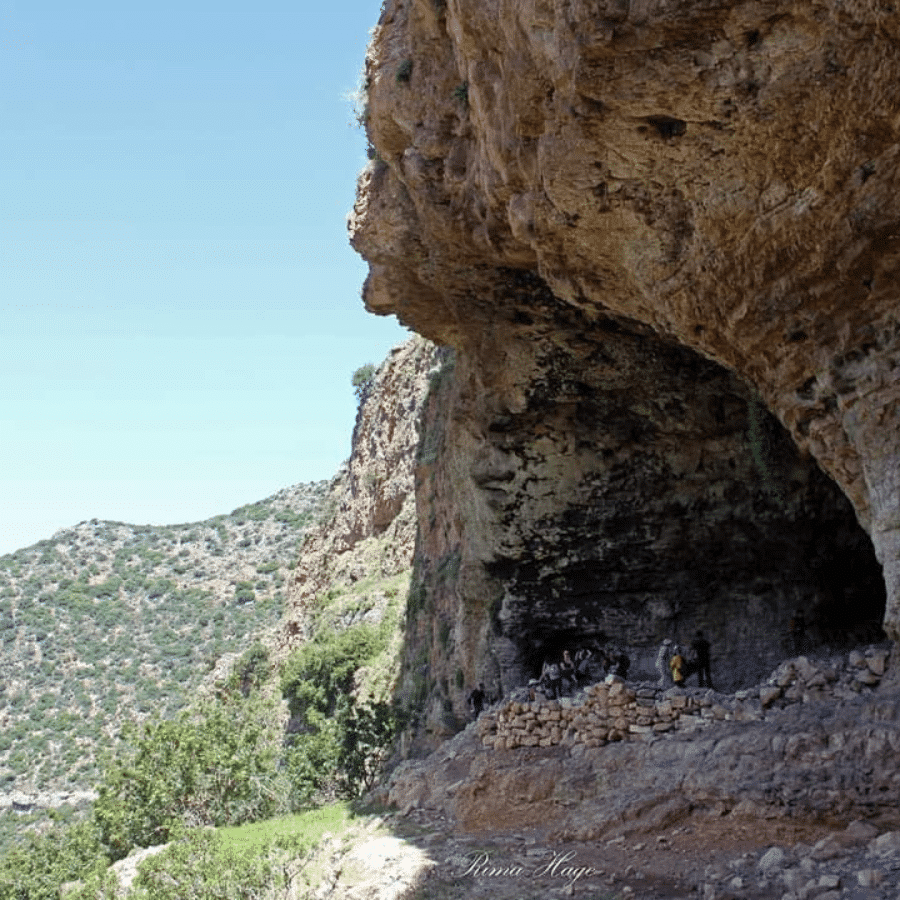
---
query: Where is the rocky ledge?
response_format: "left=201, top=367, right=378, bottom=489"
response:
left=385, top=650, right=900, bottom=843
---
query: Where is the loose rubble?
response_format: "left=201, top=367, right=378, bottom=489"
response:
left=696, top=822, right=900, bottom=900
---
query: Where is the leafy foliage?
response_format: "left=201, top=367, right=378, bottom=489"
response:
left=280, top=623, right=398, bottom=800
left=129, top=804, right=355, bottom=900
left=129, top=828, right=276, bottom=900
left=0, top=820, right=108, bottom=900
left=281, top=623, right=384, bottom=719
left=93, top=694, right=287, bottom=859
left=351, top=363, right=376, bottom=402
left=339, top=699, right=399, bottom=795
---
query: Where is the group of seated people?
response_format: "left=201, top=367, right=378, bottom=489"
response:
left=533, top=646, right=630, bottom=700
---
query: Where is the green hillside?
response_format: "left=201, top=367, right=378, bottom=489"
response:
left=0, top=481, right=326, bottom=798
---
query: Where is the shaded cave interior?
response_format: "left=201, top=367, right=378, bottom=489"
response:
left=458, top=308, right=889, bottom=695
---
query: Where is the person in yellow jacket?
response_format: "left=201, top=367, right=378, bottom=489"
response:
left=669, top=645, right=685, bottom=687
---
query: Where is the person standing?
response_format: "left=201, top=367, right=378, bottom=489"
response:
left=655, top=638, right=673, bottom=688
left=789, top=609, right=807, bottom=655
left=560, top=650, right=576, bottom=694
left=467, top=683, right=486, bottom=718
left=691, top=630, right=713, bottom=688
left=669, top=645, right=685, bottom=688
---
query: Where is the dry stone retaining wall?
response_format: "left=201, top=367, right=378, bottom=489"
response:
left=477, top=646, right=893, bottom=753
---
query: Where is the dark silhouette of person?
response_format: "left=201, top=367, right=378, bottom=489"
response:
left=540, top=661, right=562, bottom=700
left=789, top=610, right=806, bottom=654
left=467, top=683, right=486, bottom=718
left=612, top=648, right=630, bottom=679
left=560, top=650, right=576, bottom=694
left=691, top=630, right=713, bottom=688
left=574, top=648, right=593, bottom=687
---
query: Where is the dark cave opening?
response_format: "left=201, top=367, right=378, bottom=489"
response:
left=476, top=326, right=887, bottom=694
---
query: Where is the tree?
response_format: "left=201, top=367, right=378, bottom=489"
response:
left=93, top=693, right=286, bottom=859
left=351, top=363, right=376, bottom=403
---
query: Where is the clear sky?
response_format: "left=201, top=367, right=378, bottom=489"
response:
left=0, top=1, right=410, bottom=555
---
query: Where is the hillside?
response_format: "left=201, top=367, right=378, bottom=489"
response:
left=0, top=480, right=326, bottom=803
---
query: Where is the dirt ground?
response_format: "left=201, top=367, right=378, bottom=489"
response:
left=376, top=806, right=897, bottom=900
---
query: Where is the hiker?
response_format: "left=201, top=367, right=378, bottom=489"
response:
left=655, top=638, right=673, bottom=687
left=574, top=647, right=593, bottom=687
left=560, top=650, right=576, bottom=693
left=467, top=683, right=486, bottom=718
left=691, top=630, right=713, bottom=688
left=594, top=646, right=611, bottom=676
left=539, top=660, right=562, bottom=700
left=669, top=645, right=685, bottom=687
left=612, top=649, right=630, bottom=679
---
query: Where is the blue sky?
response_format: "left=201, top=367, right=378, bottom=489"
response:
left=0, top=0, right=409, bottom=555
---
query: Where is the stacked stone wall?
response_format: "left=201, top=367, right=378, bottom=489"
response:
left=476, top=647, right=893, bottom=754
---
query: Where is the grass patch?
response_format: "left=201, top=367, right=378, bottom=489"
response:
left=218, top=801, right=355, bottom=853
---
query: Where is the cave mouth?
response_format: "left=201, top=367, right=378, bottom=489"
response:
left=477, top=318, right=887, bottom=695
left=495, top=489, right=887, bottom=694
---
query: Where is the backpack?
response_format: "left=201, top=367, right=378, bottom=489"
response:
left=547, top=663, right=560, bottom=680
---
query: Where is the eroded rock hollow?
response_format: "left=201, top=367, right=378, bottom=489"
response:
left=350, top=0, right=898, bottom=740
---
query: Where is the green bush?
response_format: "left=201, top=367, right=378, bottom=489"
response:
left=229, top=643, right=270, bottom=696
left=234, top=580, right=256, bottom=604
left=93, top=693, right=287, bottom=859
left=129, top=804, right=354, bottom=900
left=129, top=828, right=275, bottom=900
left=279, top=624, right=397, bottom=799
left=339, top=700, right=398, bottom=795
left=0, top=820, right=108, bottom=900
left=351, top=363, right=376, bottom=402
left=280, top=624, right=384, bottom=720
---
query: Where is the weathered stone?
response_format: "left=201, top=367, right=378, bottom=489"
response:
left=843, top=820, right=880, bottom=844
left=869, top=831, right=900, bottom=856
left=856, top=868, right=885, bottom=888
left=758, top=846, right=787, bottom=874
left=760, top=686, right=782, bottom=708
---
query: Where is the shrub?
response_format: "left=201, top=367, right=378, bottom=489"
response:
left=130, top=804, right=354, bottom=900
left=229, top=643, right=270, bottom=696
left=93, top=693, right=287, bottom=859
left=280, top=624, right=384, bottom=720
left=339, top=699, right=398, bottom=794
left=0, top=820, right=108, bottom=900
left=280, top=624, right=397, bottom=799
left=129, top=828, right=275, bottom=900
left=234, top=581, right=255, bottom=604
left=351, top=363, right=376, bottom=402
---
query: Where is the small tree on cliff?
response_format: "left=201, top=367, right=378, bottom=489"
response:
left=351, top=363, right=376, bottom=404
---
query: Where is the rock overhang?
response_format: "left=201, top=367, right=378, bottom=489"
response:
left=353, top=0, right=900, bottom=713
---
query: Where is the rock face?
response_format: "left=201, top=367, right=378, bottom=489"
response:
left=278, top=336, right=440, bottom=650
left=351, top=0, right=899, bottom=741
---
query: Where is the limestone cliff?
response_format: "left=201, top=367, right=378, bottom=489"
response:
left=351, top=0, right=899, bottom=744
left=277, top=336, right=440, bottom=654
